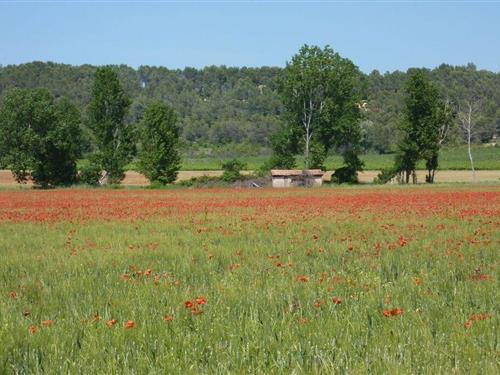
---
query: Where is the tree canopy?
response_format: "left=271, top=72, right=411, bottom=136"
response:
left=0, top=61, right=497, bottom=156
left=275, top=45, right=363, bottom=181
left=138, top=102, right=180, bottom=184
left=86, top=67, right=134, bottom=184
left=0, top=88, right=82, bottom=187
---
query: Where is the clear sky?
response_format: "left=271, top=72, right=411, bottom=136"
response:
left=1, top=1, right=499, bottom=73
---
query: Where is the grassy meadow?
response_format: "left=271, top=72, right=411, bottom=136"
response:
left=0, top=186, right=498, bottom=373
left=177, top=145, right=500, bottom=171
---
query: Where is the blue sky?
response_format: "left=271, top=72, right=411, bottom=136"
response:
left=1, top=1, right=499, bottom=73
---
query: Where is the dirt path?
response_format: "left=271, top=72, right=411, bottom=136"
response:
left=0, top=169, right=498, bottom=186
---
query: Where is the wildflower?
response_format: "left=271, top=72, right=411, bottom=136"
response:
left=383, top=308, right=403, bottom=317
left=106, top=319, right=118, bottom=328
left=41, top=320, right=53, bottom=327
left=144, top=268, right=152, bottom=277
left=184, top=300, right=194, bottom=308
left=195, top=296, right=206, bottom=305
left=163, top=315, right=173, bottom=322
left=399, top=235, right=408, bottom=247
left=296, top=275, right=309, bottom=282
left=229, top=263, right=240, bottom=271
left=124, top=320, right=135, bottom=329
left=415, top=278, right=422, bottom=286
left=464, top=320, right=473, bottom=329
left=332, top=297, right=342, bottom=305
left=9, top=291, right=17, bottom=299
left=92, top=314, right=101, bottom=322
left=28, top=325, right=38, bottom=334
left=313, top=301, right=322, bottom=308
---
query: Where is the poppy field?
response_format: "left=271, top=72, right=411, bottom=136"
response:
left=0, top=186, right=498, bottom=373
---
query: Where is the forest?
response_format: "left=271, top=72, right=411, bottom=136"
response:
left=0, top=61, right=498, bottom=158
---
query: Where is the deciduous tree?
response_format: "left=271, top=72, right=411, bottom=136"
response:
left=0, top=88, right=82, bottom=187
left=276, top=45, right=363, bottom=181
left=138, top=102, right=180, bottom=184
left=395, top=70, right=452, bottom=183
left=87, top=67, right=134, bottom=184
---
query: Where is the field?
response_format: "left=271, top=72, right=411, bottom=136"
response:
left=179, top=145, right=500, bottom=171
left=0, top=186, right=498, bottom=373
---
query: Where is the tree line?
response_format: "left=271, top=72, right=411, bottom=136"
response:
left=0, top=60, right=498, bottom=153
left=0, top=68, right=180, bottom=187
left=0, top=46, right=498, bottom=186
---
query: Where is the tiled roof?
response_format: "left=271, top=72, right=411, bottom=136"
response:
left=271, top=169, right=324, bottom=177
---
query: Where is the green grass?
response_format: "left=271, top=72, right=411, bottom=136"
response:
left=179, top=145, right=500, bottom=171
left=0, top=186, right=498, bottom=373
left=76, top=145, right=499, bottom=172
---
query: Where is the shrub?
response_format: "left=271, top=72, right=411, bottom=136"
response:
left=373, top=167, right=398, bottom=184
left=79, top=163, right=101, bottom=186
left=221, top=159, right=246, bottom=182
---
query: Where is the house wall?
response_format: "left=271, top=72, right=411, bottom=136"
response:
left=272, top=177, right=290, bottom=188
left=313, top=177, right=323, bottom=186
left=272, top=176, right=322, bottom=188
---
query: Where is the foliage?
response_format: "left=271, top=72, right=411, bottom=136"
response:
left=177, top=175, right=227, bottom=188
left=0, top=88, right=81, bottom=187
left=277, top=45, right=363, bottom=171
left=221, top=159, right=246, bottom=182
left=394, top=70, right=453, bottom=183
left=78, top=162, right=102, bottom=185
left=138, top=102, right=180, bottom=184
left=86, top=67, right=134, bottom=184
left=331, top=151, right=364, bottom=184
left=373, top=167, right=399, bottom=184
left=0, top=62, right=498, bottom=155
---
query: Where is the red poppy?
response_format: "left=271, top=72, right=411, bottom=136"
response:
left=163, top=315, right=173, bottom=322
left=9, top=291, right=17, bottom=299
left=184, top=300, right=194, bottom=308
left=313, top=301, right=322, bottom=308
left=106, top=319, right=118, bottom=328
left=144, top=268, right=152, bottom=277
left=41, top=320, right=53, bottom=327
left=399, top=235, right=408, bottom=247
left=229, top=263, right=240, bottom=271
left=332, top=297, right=342, bottom=305
left=124, top=320, right=135, bottom=329
left=195, top=296, right=206, bottom=305
left=383, top=308, right=403, bottom=317
left=28, top=325, right=38, bottom=334
left=296, top=275, right=309, bottom=282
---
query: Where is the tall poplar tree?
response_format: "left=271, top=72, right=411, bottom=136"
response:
left=138, top=102, right=181, bottom=184
left=396, top=70, right=453, bottom=183
left=87, top=67, right=133, bottom=184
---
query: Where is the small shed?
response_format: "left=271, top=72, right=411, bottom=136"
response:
left=271, top=169, right=324, bottom=188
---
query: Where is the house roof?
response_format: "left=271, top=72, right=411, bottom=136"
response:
left=271, top=169, right=324, bottom=177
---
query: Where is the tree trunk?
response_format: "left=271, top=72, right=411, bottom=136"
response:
left=467, top=131, right=475, bottom=182
left=304, top=128, right=310, bottom=170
